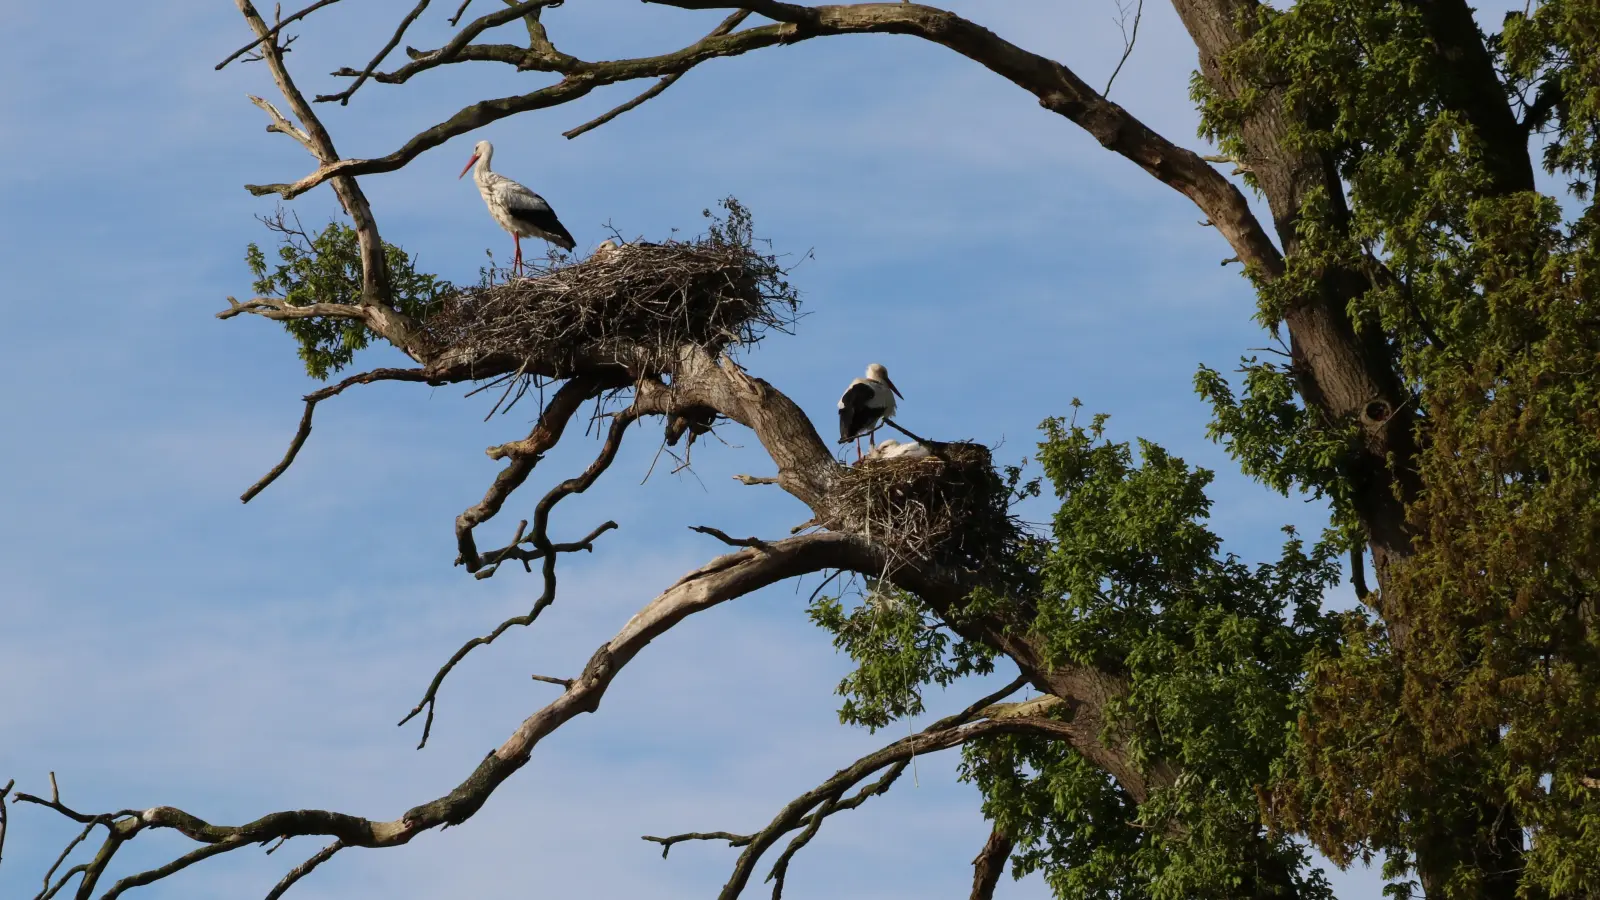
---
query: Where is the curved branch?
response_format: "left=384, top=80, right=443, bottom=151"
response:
left=264, top=841, right=344, bottom=900
left=234, top=1, right=421, bottom=347
left=26, top=533, right=857, bottom=898
left=455, top=374, right=615, bottom=572
left=246, top=2, right=1282, bottom=280
left=405, top=410, right=637, bottom=748
left=241, top=367, right=432, bottom=503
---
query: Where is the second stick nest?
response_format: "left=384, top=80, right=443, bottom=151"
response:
left=829, top=442, right=1022, bottom=575
left=421, top=204, right=798, bottom=376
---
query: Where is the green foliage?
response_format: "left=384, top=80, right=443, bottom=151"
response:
left=816, top=412, right=1342, bottom=898
left=808, top=582, right=995, bottom=731
left=245, top=218, right=451, bottom=379
left=1189, top=0, right=1600, bottom=895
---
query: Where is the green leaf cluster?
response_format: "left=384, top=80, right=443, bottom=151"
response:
left=245, top=219, right=451, bottom=379
left=1189, top=1, right=1600, bottom=894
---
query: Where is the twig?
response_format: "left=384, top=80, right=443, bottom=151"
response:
left=0, top=778, right=12, bottom=867
left=316, top=0, right=434, bottom=104
left=447, top=0, right=475, bottom=26
left=732, top=474, right=779, bottom=485
left=690, top=525, right=768, bottom=548
left=1102, top=0, right=1142, bottom=97
left=216, top=0, right=345, bottom=69
left=264, top=840, right=344, bottom=900
left=101, top=838, right=248, bottom=899
left=406, top=410, right=639, bottom=747
left=241, top=367, right=431, bottom=503
left=647, top=674, right=1037, bottom=899
left=563, top=10, right=750, bottom=139
left=474, top=520, right=619, bottom=578
left=530, top=674, right=574, bottom=687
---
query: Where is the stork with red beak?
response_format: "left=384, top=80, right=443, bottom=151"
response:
left=838, top=363, right=904, bottom=461
left=459, top=140, right=576, bottom=274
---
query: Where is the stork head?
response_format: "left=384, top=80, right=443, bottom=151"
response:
left=459, top=140, right=493, bottom=179
left=866, top=363, right=903, bottom=399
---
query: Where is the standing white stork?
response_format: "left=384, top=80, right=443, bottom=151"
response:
left=838, top=363, right=903, bottom=460
left=459, top=140, right=576, bottom=274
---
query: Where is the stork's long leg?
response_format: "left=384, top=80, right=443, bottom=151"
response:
left=513, top=234, right=523, bottom=275
left=856, top=436, right=863, bottom=462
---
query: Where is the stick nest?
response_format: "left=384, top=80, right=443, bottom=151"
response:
left=421, top=202, right=798, bottom=376
left=828, top=442, right=1022, bottom=575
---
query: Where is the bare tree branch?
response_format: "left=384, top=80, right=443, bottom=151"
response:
left=20, top=533, right=861, bottom=897
left=563, top=9, right=752, bottom=139
left=646, top=674, right=1050, bottom=900
left=245, top=2, right=1283, bottom=282
left=216, top=0, right=345, bottom=69
left=317, top=0, right=436, bottom=105
left=969, top=824, right=1013, bottom=900
left=234, top=0, right=421, bottom=347
left=1102, top=0, right=1142, bottom=97
left=264, top=841, right=343, bottom=900
left=0, top=778, right=12, bottom=868
left=240, top=367, right=432, bottom=503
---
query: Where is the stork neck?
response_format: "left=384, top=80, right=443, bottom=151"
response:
left=474, top=146, right=494, bottom=181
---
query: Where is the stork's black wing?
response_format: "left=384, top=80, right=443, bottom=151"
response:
left=838, top=382, right=879, bottom=443
left=507, top=202, right=577, bottom=251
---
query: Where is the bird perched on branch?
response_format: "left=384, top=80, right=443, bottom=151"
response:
left=838, top=363, right=903, bottom=461
left=459, top=140, right=576, bottom=274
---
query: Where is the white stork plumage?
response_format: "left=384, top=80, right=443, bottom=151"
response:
left=865, top=438, right=930, bottom=461
left=837, top=363, right=903, bottom=460
left=459, top=140, right=576, bottom=274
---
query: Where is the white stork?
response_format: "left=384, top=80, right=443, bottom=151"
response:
left=865, top=438, right=930, bottom=461
left=837, top=363, right=903, bottom=460
left=459, top=140, right=576, bottom=274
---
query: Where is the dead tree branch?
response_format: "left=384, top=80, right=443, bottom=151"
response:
left=241, top=1, right=1283, bottom=283
left=644, top=674, right=1042, bottom=900
left=22, top=533, right=859, bottom=897
left=215, top=0, right=345, bottom=69
left=1102, top=0, right=1143, bottom=97
left=264, top=841, right=343, bottom=900
left=0, top=778, right=12, bottom=868
left=240, top=367, right=432, bottom=503
left=563, top=9, right=752, bottom=139
left=969, top=824, right=1013, bottom=900
left=316, top=0, right=434, bottom=105
left=457, top=374, right=615, bottom=572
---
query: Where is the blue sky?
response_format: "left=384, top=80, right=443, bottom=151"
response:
left=4, top=0, right=1528, bottom=896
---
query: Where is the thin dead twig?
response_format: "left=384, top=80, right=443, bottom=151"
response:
left=690, top=525, right=768, bottom=548
left=241, top=367, right=431, bottom=503
left=265, top=840, right=344, bottom=900
left=564, top=9, right=751, bottom=138
left=216, top=0, right=345, bottom=69
left=316, top=0, right=433, bottom=104
left=1102, top=0, right=1143, bottom=97
left=405, top=410, right=639, bottom=748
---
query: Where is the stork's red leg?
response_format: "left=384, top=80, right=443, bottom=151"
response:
left=513, top=235, right=523, bottom=275
left=856, top=436, right=862, bottom=461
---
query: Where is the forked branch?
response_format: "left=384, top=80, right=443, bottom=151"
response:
left=643, top=674, right=1046, bottom=900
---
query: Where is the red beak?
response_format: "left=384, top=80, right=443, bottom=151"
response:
left=886, top=377, right=903, bottom=400
left=458, top=154, right=480, bottom=179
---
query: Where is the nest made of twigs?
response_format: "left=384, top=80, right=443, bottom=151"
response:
left=828, top=442, right=1020, bottom=574
left=420, top=217, right=798, bottom=377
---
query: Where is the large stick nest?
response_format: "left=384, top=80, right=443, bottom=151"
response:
left=828, top=442, right=1024, bottom=576
left=420, top=202, right=798, bottom=377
